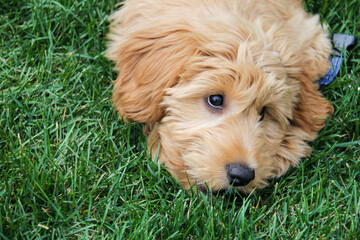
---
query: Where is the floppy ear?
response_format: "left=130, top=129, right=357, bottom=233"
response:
left=106, top=16, right=199, bottom=123
left=273, top=67, right=333, bottom=176
left=292, top=67, right=334, bottom=134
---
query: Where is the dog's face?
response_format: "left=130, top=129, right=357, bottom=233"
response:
left=107, top=0, right=333, bottom=194
left=156, top=48, right=300, bottom=193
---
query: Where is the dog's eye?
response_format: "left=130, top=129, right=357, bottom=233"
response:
left=259, top=107, right=266, bottom=121
left=206, top=94, right=224, bottom=109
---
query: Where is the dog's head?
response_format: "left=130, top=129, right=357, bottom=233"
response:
left=107, top=2, right=333, bottom=194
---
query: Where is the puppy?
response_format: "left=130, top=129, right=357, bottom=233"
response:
left=106, top=0, right=333, bottom=194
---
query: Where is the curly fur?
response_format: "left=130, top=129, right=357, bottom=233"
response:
left=106, top=0, right=333, bottom=194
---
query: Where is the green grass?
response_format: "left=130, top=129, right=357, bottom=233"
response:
left=0, top=0, right=359, bottom=239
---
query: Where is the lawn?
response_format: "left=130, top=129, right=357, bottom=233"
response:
left=1, top=0, right=359, bottom=239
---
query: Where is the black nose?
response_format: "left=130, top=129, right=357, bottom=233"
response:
left=226, top=164, right=255, bottom=187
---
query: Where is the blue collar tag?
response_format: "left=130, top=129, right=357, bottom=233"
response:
left=318, top=34, right=356, bottom=90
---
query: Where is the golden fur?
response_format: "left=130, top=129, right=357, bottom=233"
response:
left=106, top=0, right=333, bottom=194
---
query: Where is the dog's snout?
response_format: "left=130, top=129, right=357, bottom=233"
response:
left=226, top=164, right=255, bottom=187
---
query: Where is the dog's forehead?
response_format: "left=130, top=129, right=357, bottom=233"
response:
left=180, top=55, right=290, bottom=102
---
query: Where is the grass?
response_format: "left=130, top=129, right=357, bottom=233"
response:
left=0, top=0, right=359, bottom=239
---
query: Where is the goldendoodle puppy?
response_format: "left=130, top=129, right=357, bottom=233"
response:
left=106, top=0, right=333, bottom=194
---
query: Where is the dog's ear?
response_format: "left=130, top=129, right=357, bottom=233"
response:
left=292, top=68, right=333, bottom=134
left=107, top=18, right=199, bottom=123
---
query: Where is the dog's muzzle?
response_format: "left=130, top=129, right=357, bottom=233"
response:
left=226, top=164, right=255, bottom=187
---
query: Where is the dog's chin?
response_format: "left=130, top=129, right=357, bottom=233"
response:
left=195, top=184, right=249, bottom=197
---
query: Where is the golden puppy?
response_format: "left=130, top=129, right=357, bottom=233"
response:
left=106, top=0, right=333, bottom=194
